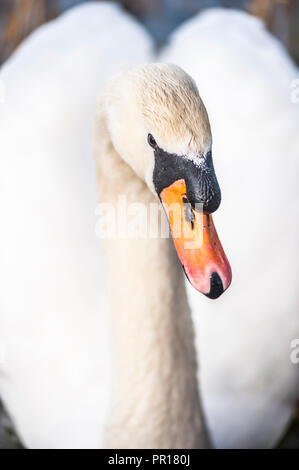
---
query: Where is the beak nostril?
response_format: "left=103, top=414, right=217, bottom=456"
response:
left=182, top=195, right=195, bottom=229
left=205, top=272, right=224, bottom=299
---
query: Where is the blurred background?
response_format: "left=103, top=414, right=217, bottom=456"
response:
left=0, top=0, right=298, bottom=450
left=0, top=0, right=298, bottom=65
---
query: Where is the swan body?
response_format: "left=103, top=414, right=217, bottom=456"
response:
left=0, top=3, right=298, bottom=449
left=0, top=2, right=153, bottom=449
left=161, top=9, right=299, bottom=448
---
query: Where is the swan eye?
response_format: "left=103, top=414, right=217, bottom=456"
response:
left=148, top=133, right=157, bottom=149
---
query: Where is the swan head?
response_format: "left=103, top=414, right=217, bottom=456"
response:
left=100, top=63, right=232, bottom=298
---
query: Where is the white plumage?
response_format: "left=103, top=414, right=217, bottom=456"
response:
left=161, top=9, right=299, bottom=448
left=0, top=2, right=152, bottom=449
left=0, top=2, right=298, bottom=448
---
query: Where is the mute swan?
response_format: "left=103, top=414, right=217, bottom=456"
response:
left=95, top=61, right=234, bottom=449
left=0, top=2, right=298, bottom=449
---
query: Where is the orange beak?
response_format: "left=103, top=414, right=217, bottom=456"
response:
left=160, top=179, right=232, bottom=298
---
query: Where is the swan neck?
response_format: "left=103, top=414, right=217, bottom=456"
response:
left=95, top=111, right=209, bottom=449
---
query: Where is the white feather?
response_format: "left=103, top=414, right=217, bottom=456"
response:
left=161, top=8, right=299, bottom=448
left=0, top=2, right=152, bottom=449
